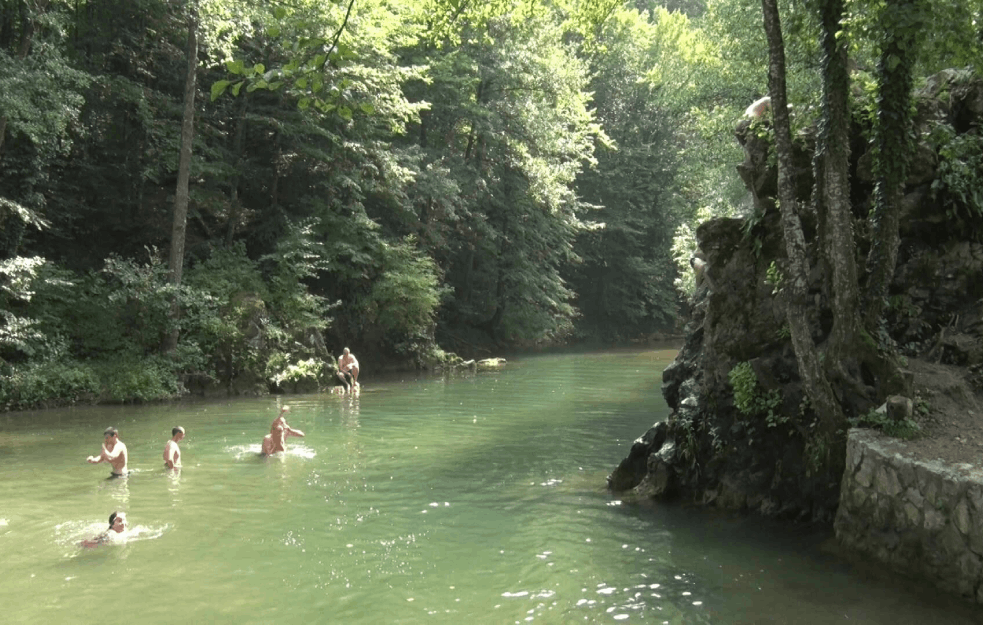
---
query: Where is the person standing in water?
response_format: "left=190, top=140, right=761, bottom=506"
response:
left=338, top=347, right=360, bottom=392
left=80, top=511, right=127, bottom=547
left=163, top=426, right=185, bottom=469
left=261, top=406, right=304, bottom=455
left=87, top=427, right=128, bottom=477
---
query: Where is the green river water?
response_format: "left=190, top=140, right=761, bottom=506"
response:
left=1, top=349, right=979, bottom=624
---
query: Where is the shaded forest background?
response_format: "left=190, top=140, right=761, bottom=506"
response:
left=1, top=0, right=980, bottom=409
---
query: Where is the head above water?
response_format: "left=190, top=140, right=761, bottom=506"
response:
left=108, top=511, right=126, bottom=531
left=172, top=426, right=185, bottom=437
left=343, top=347, right=350, bottom=355
left=104, top=427, right=118, bottom=439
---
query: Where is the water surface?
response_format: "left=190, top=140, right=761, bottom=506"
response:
left=0, top=349, right=978, bottom=623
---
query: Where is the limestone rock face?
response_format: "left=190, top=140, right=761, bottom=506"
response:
left=609, top=68, right=983, bottom=522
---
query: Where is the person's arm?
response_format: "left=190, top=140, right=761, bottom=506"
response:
left=285, top=426, right=305, bottom=438
left=102, top=444, right=123, bottom=461
left=164, top=443, right=175, bottom=469
left=86, top=453, right=105, bottom=464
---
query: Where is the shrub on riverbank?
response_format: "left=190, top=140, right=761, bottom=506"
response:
left=0, top=360, right=100, bottom=411
left=0, top=356, right=188, bottom=411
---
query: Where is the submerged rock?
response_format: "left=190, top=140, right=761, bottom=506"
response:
left=476, top=358, right=507, bottom=370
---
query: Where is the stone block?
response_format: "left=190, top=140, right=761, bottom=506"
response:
left=954, top=498, right=973, bottom=536
left=873, top=495, right=893, bottom=528
left=897, top=462, right=916, bottom=490
left=917, top=465, right=940, bottom=506
left=924, top=507, right=946, bottom=532
left=875, top=464, right=903, bottom=497
left=904, top=487, right=924, bottom=509
left=957, top=552, right=983, bottom=580
left=847, top=438, right=864, bottom=473
left=851, top=484, right=869, bottom=509
left=940, top=477, right=963, bottom=508
left=856, top=456, right=875, bottom=488
left=939, top=524, right=968, bottom=559
left=967, top=485, right=983, bottom=518
left=903, top=502, right=922, bottom=528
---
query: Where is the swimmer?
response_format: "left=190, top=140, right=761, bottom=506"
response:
left=87, top=427, right=128, bottom=477
left=163, top=426, right=185, bottom=469
left=261, top=424, right=285, bottom=455
left=270, top=405, right=291, bottom=431
left=261, top=407, right=304, bottom=455
left=80, top=511, right=126, bottom=548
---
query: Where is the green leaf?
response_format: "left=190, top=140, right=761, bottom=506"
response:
left=225, top=59, right=244, bottom=75
left=274, top=6, right=287, bottom=19
left=210, top=80, right=231, bottom=102
left=299, top=97, right=311, bottom=110
left=338, top=106, right=352, bottom=120
left=231, top=81, right=244, bottom=96
left=253, top=63, right=266, bottom=75
left=359, top=102, right=375, bottom=115
left=296, top=78, right=308, bottom=89
left=267, top=26, right=280, bottom=38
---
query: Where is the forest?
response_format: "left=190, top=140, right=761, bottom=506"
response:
left=1, top=0, right=981, bottom=410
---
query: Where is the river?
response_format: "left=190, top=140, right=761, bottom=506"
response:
left=0, top=349, right=978, bottom=623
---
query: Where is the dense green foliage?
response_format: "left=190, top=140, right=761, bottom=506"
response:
left=2, top=0, right=981, bottom=408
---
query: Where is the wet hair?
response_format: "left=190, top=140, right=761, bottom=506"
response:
left=343, top=347, right=350, bottom=354
left=104, top=427, right=118, bottom=437
left=108, top=511, right=119, bottom=528
left=172, top=427, right=184, bottom=436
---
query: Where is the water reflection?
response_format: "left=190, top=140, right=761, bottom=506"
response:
left=100, top=474, right=130, bottom=508
left=166, top=468, right=182, bottom=504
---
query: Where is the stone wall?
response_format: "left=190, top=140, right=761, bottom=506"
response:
left=835, top=428, right=983, bottom=602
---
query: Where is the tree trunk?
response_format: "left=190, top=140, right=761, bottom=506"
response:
left=863, top=0, right=925, bottom=329
left=814, top=0, right=861, bottom=362
left=761, top=0, right=845, bottom=433
left=165, top=5, right=198, bottom=353
left=226, top=94, right=248, bottom=244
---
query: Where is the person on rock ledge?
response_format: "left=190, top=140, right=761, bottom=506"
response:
left=338, top=347, right=360, bottom=393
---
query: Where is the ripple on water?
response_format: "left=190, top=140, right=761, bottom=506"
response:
left=55, top=520, right=169, bottom=551
left=225, top=444, right=317, bottom=460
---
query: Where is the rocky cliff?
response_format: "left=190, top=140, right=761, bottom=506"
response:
left=609, top=69, right=983, bottom=522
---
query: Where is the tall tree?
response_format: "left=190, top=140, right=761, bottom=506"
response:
left=760, top=0, right=844, bottom=433
left=812, top=0, right=859, bottom=363
left=166, top=2, right=199, bottom=352
left=863, top=0, right=926, bottom=329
